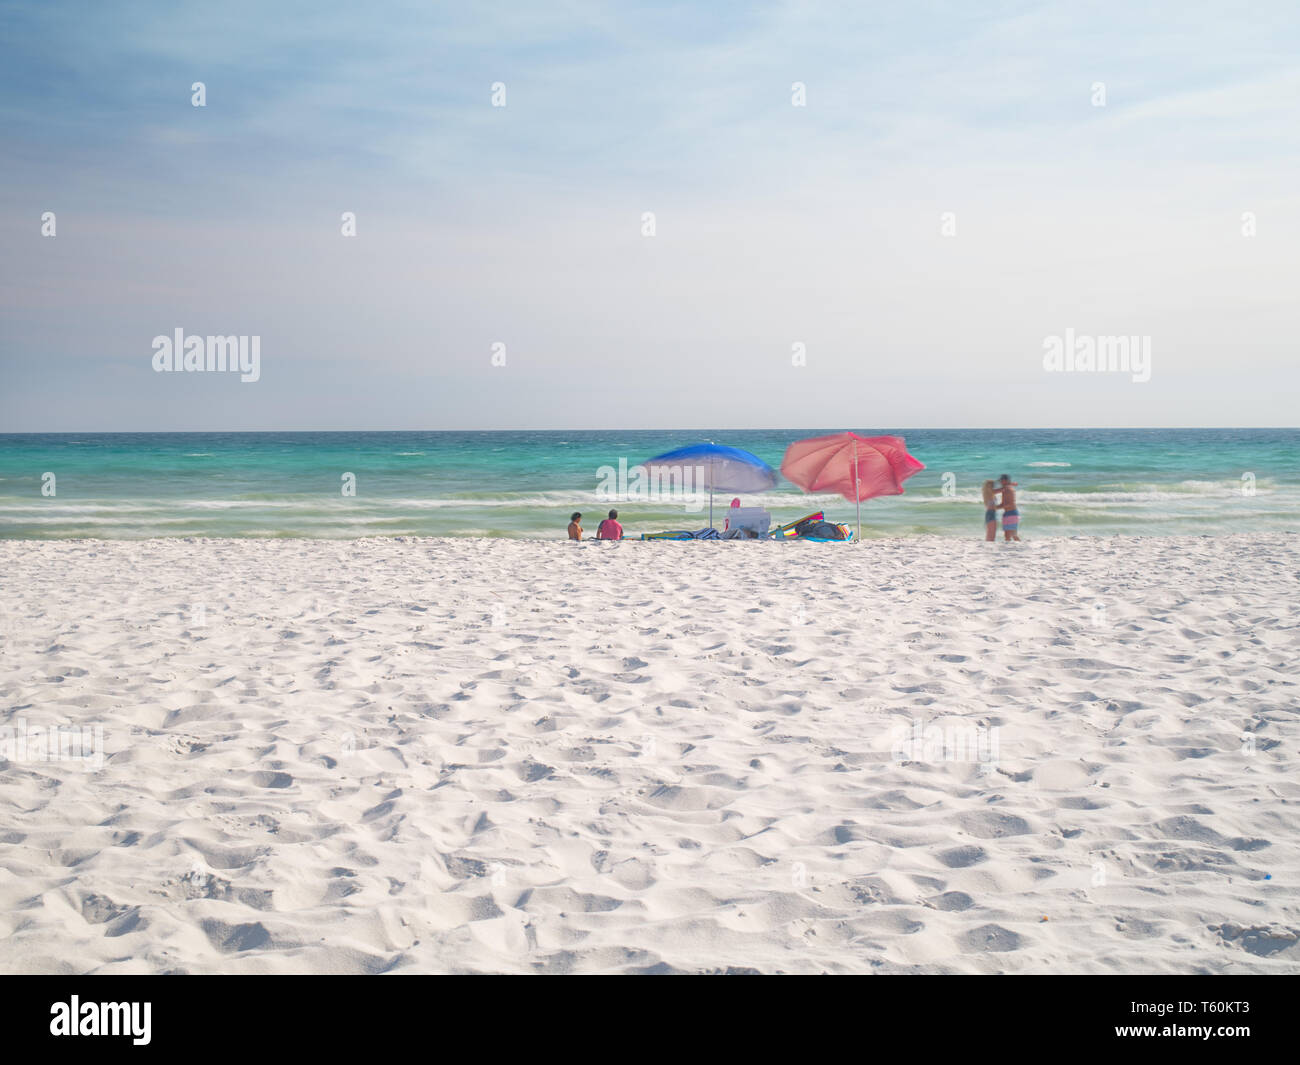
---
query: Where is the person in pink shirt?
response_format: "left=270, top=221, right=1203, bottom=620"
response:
left=596, top=509, right=623, bottom=540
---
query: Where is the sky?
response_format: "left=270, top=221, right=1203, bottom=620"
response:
left=1, top=0, right=1298, bottom=431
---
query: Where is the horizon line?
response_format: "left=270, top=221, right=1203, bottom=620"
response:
left=2, top=425, right=1298, bottom=435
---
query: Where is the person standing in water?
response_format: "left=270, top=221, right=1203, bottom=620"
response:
left=998, top=475, right=1021, bottom=541
left=981, top=480, right=1000, bottom=541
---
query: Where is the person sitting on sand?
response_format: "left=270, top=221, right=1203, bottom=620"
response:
left=981, top=480, right=1000, bottom=542
left=596, top=509, right=623, bottom=540
left=568, top=512, right=583, bottom=540
left=998, top=475, right=1021, bottom=541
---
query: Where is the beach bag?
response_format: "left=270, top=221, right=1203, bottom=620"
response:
left=799, top=520, right=848, bottom=540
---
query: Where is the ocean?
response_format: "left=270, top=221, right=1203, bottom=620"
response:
left=0, top=429, right=1295, bottom=540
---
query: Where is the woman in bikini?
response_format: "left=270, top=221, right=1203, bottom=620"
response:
left=981, top=480, right=1000, bottom=541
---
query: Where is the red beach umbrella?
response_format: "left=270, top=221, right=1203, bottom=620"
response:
left=780, top=432, right=925, bottom=539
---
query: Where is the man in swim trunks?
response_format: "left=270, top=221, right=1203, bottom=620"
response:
left=998, top=475, right=1020, bottom=541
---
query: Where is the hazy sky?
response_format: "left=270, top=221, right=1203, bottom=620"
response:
left=2, top=0, right=1298, bottom=430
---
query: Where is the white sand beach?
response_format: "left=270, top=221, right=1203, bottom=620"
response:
left=0, top=534, right=1296, bottom=974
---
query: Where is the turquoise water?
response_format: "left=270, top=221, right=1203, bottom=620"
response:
left=0, top=429, right=1295, bottom=539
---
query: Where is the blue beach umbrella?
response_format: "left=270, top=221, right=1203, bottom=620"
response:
left=637, top=442, right=777, bottom=528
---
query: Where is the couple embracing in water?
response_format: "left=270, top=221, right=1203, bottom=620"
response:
left=981, top=475, right=1021, bottom=541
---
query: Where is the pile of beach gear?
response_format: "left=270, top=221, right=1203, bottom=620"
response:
left=771, top=511, right=854, bottom=541
left=640, top=510, right=853, bottom=542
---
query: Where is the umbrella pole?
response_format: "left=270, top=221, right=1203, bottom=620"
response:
left=709, top=458, right=714, bottom=529
left=854, top=439, right=861, bottom=542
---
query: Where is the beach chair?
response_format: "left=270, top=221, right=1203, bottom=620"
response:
left=771, top=511, right=824, bottom=539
